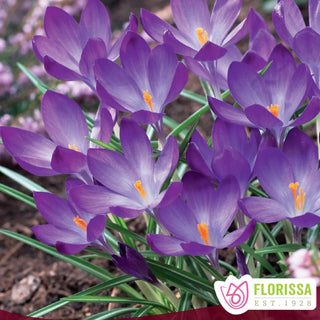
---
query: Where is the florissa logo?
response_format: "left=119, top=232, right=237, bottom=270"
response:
left=214, top=275, right=317, bottom=315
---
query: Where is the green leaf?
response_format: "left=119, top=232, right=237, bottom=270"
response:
left=177, top=292, right=192, bottom=312
left=179, top=119, right=199, bottom=158
left=0, top=184, right=36, bottom=208
left=0, top=229, right=144, bottom=300
left=191, top=256, right=224, bottom=281
left=180, top=89, right=207, bottom=104
left=132, top=305, right=155, bottom=318
left=86, top=137, right=119, bottom=152
left=0, top=165, right=49, bottom=192
left=255, top=244, right=304, bottom=255
left=163, top=116, right=188, bottom=139
left=17, top=62, right=50, bottom=94
left=62, top=296, right=172, bottom=312
left=29, top=276, right=136, bottom=317
left=84, top=307, right=138, bottom=320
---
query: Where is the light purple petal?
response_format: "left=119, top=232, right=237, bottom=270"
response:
left=210, top=0, right=242, bottom=45
left=130, top=110, right=164, bottom=125
left=288, top=213, right=320, bottom=228
left=147, top=234, right=186, bottom=256
left=163, top=30, right=197, bottom=56
left=309, top=0, right=320, bottom=34
left=87, top=215, right=106, bottom=242
left=193, top=42, right=226, bottom=61
left=41, top=91, right=89, bottom=152
left=239, top=197, right=290, bottom=223
left=0, top=126, right=57, bottom=176
left=80, top=0, right=111, bottom=48
left=180, top=241, right=215, bottom=256
left=44, top=6, right=82, bottom=60
left=110, top=207, right=144, bottom=218
left=156, top=182, right=182, bottom=208
left=272, top=0, right=305, bottom=47
left=245, top=105, right=283, bottom=129
left=184, top=57, right=212, bottom=83
left=290, top=96, right=320, bottom=127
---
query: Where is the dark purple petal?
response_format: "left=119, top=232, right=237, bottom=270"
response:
left=87, top=215, right=106, bottom=242
left=51, top=146, right=87, bottom=174
left=193, top=42, right=226, bottom=61
left=228, top=62, right=270, bottom=108
left=289, top=96, right=320, bottom=127
left=147, top=234, right=187, bottom=256
left=245, top=104, right=283, bottom=129
left=0, top=126, right=57, bottom=176
left=41, top=91, right=89, bottom=152
left=79, top=38, right=108, bottom=85
left=219, top=220, right=256, bottom=248
left=208, top=96, right=255, bottom=127
left=80, top=0, right=111, bottom=48
left=110, top=207, right=144, bottom=218
left=130, top=110, right=164, bottom=125
left=56, top=242, right=88, bottom=255
left=236, top=247, right=250, bottom=276
left=163, top=30, right=197, bottom=56
left=272, top=0, right=305, bottom=47
left=120, top=32, right=150, bottom=90
left=184, top=57, right=212, bottom=83
left=156, top=182, right=182, bottom=208
left=288, top=213, right=320, bottom=228
left=44, top=56, right=83, bottom=81
left=239, top=197, right=290, bottom=223
left=180, top=241, right=215, bottom=256
left=65, top=177, right=84, bottom=195
left=44, top=6, right=82, bottom=60
left=112, top=243, right=158, bottom=285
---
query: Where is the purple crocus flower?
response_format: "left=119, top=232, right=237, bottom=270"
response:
left=32, top=191, right=113, bottom=255
left=112, top=243, right=158, bottom=286
left=147, top=172, right=256, bottom=270
left=0, top=91, right=113, bottom=183
left=141, top=0, right=253, bottom=62
left=273, top=0, right=320, bottom=93
left=239, top=128, right=320, bottom=240
left=69, top=118, right=180, bottom=220
left=95, top=31, right=188, bottom=145
left=209, top=44, right=320, bottom=147
left=33, top=0, right=138, bottom=90
left=187, top=118, right=263, bottom=197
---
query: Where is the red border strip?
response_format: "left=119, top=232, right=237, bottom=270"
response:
left=1, top=287, right=319, bottom=320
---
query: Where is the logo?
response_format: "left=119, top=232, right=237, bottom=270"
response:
left=214, top=275, right=317, bottom=315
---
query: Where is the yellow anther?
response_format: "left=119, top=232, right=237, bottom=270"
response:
left=134, top=180, right=147, bottom=200
left=289, top=182, right=306, bottom=212
left=73, top=215, right=88, bottom=231
left=68, top=144, right=80, bottom=152
left=266, top=104, right=279, bottom=118
left=196, top=28, right=208, bottom=46
left=142, top=89, right=154, bottom=112
left=197, top=222, right=209, bottom=245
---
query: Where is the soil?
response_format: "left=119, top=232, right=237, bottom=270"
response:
left=0, top=1, right=312, bottom=319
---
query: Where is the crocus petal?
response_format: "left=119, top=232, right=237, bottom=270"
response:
left=51, top=146, right=88, bottom=174
left=245, top=105, right=283, bottom=129
left=120, top=32, right=150, bottom=90
left=147, top=234, right=187, bottom=256
left=87, top=215, right=106, bottom=242
left=154, top=135, right=179, bottom=185
left=272, top=0, right=305, bottom=47
left=193, top=42, right=226, bottom=61
left=156, top=182, right=182, bottom=208
left=228, top=62, right=270, bottom=108
left=96, top=82, right=127, bottom=112
left=163, top=30, right=197, bottom=56
left=309, top=0, right=320, bottom=34
left=56, top=242, right=88, bottom=255
left=171, top=0, right=210, bottom=45
left=80, top=0, right=111, bottom=48
left=239, top=197, right=290, bottom=223
left=254, top=148, right=294, bottom=205
left=208, top=96, right=255, bottom=127
left=288, top=213, right=320, bottom=228
left=108, top=13, right=138, bottom=61
left=180, top=241, right=215, bottom=256
left=184, top=57, right=212, bottom=83
left=44, top=56, right=83, bottom=81
left=0, top=126, right=57, bottom=176
left=289, top=96, right=320, bottom=127
left=79, top=38, right=108, bottom=85
left=130, top=110, right=164, bottom=125
left=41, top=91, right=89, bottom=152
left=210, top=0, right=242, bottom=45
left=44, top=6, right=82, bottom=60
left=110, top=207, right=144, bottom=219
left=120, top=118, right=154, bottom=182
left=94, top=58, right=145, bottom=112
left=65, top=177, right=84, bottom=195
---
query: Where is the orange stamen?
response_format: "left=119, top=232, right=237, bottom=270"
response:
left=73, top=215, right=88, bottom=231
left=289, top=182, right=305, bottom=212
left=197, top=222, right=209, bottom=245
left=266, top=104, right=279, bottom=118
left=68, top=144, right=80, bottom=152
left=134, top=180, right=147, bottom=200
left=142, top=90, right=154, bottom=112
left=196, top=28, right=208, bottom=46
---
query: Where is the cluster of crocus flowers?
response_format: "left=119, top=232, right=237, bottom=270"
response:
left=3, top=0, right=320, bottom=293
